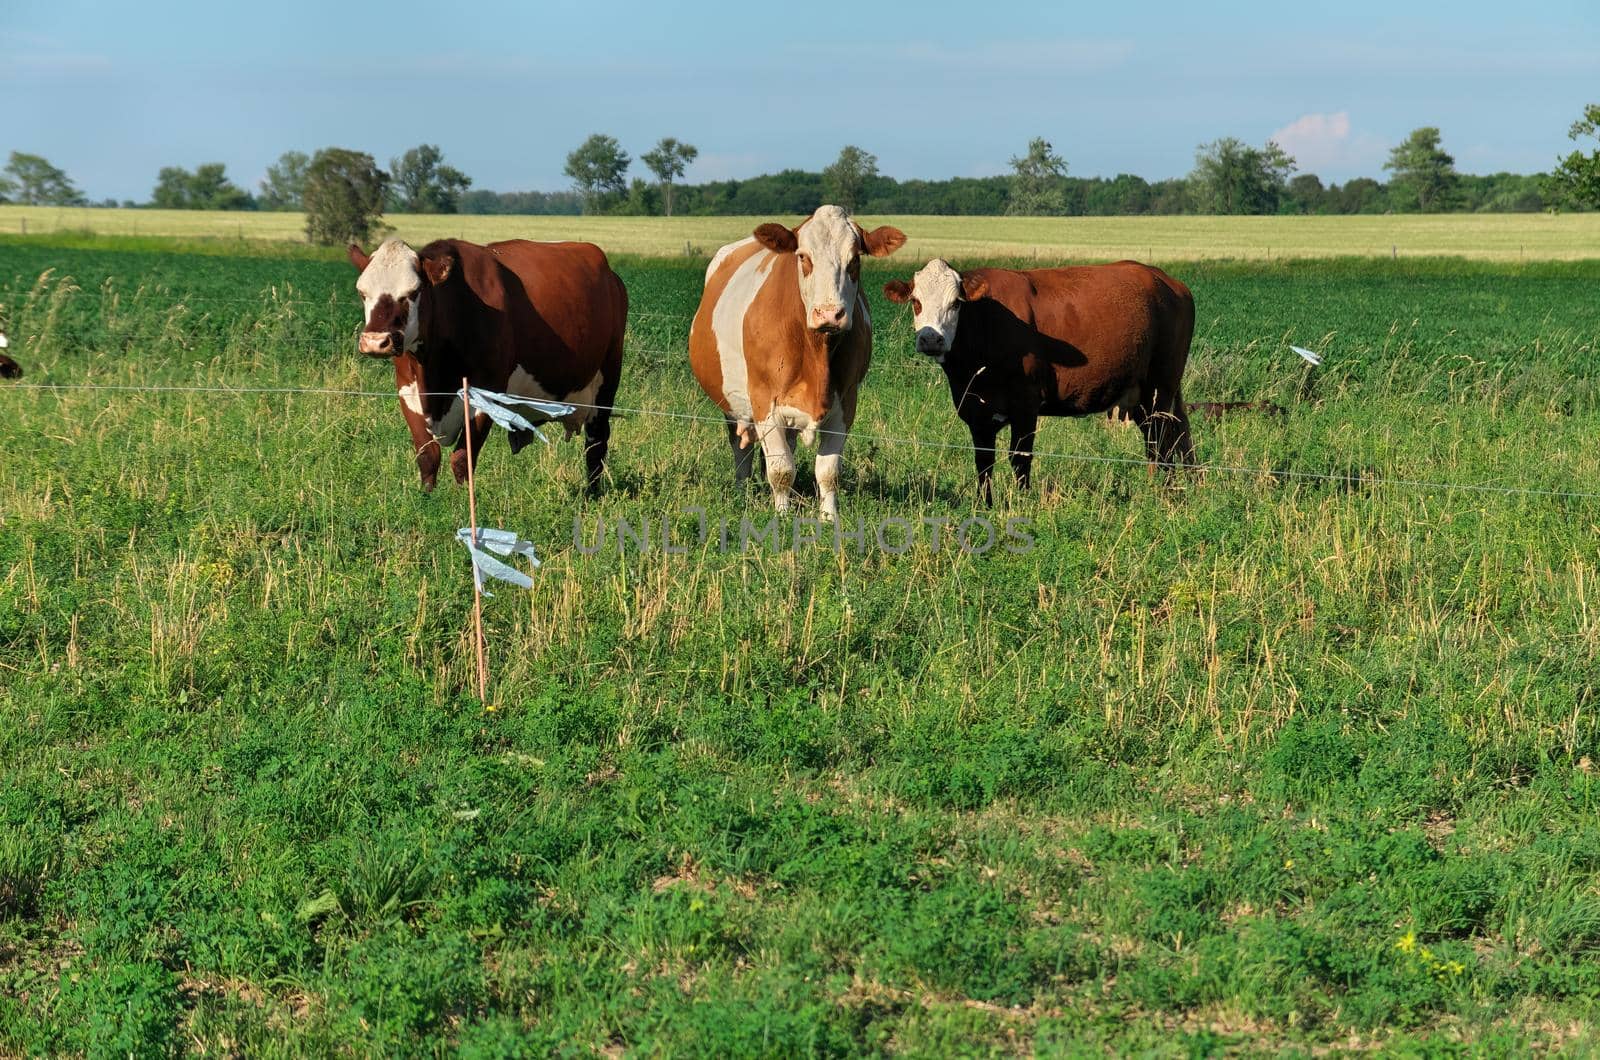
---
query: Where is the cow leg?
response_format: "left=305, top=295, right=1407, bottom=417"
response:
left=399, top=398, right=441, bottom=492
left=813, top=402, right=847, bottom=522
left=1009, top=413, right=1038, bottom=491
left=1141, top=384, right=1195, bottom=470
left=451, top=412, right=493, bottom=484
left=758, top=421, right=797, bottom=512
left=726, top=419, right=757, bottom=486
left=969, top=421, right=999, bottom=506
left=395, top=356, right=440, bottom=491
left=583, top=370, right=622, bottom=496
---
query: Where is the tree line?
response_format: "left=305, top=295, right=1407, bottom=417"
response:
left=2, top=107, right=1598, bottom=246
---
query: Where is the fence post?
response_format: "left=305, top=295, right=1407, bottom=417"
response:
left=461, top=379, right=490, bottom=705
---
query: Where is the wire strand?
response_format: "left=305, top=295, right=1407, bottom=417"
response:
left=4, top=381, right=1599, bottom=503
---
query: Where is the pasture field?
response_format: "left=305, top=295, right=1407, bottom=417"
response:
left=1, top=235, right=1599, bottom=1055
left=4, top=203, right=1600, bottom=262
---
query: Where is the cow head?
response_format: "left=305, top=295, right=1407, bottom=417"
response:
left=883, top=258, right=988, bottom=361
left=753, top=205, right=905, bottom=334
left=348, top=239, right=454, bottom=358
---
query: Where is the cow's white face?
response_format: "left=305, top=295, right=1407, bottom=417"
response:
left=884, top=259, right=988, bottom=363
left=907, top=258, right=964, bottom=356
left=354, top=239, right=422, bottom=357
left=753, top=206, right=906, bottom=335
left=794, top=205, right=863, bottom=333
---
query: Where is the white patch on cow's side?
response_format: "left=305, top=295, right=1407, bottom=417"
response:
left=398, top=381, right=423, bottom=416
left=795, top=205, right=862, bottom=331
left=354, top=239, right=422, bottom=350
left=0, top=333, right=8, bottom=349
left=705, top=236, right=755, bottom=283
left=709, top=246, right=773, bottom=423
left=507, top=365, right=604, bottom=437
left=909, top=258, right=965, bottom=350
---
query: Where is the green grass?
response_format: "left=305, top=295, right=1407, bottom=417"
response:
left=4, top=205, right=1600, bottom=261
left=1, top=237, right=1599, bottom=1054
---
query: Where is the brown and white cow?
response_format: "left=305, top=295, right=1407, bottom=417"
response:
left=348, top=238, right=627, bottom=493
left=689, top=206, right=905, bottom=518
left=0, top=332, right=17, bottom=379
left=884, top=258, right=1195, bottom=503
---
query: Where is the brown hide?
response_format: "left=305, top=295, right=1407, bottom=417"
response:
left=896, top=260, right=1195, bottom=501
left=689, top=242, right=871, bottom=435
left=354, top=238, right=627, bottom=492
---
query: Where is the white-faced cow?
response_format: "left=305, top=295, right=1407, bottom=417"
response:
left=884, top=258, right=1195, bottom=503
left=349, top=238, right=627, bottom=493
left=689, top=206, right=906, bottom=519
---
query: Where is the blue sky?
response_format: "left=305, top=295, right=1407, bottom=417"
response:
left=2, top=0, right=1595, bottom=202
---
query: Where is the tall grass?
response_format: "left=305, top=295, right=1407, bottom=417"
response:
left=0, top=241, right=1597, bottom=1053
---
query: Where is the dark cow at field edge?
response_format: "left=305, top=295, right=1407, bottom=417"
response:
left=348, top=238, right=627, bottom=492
left=0, top=333, right=18, bottom=379
left=689, top=205, right=905, bottom=518
left=884, top=259, right=1195, bottom=502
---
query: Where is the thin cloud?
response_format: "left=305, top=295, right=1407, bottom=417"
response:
left=1270, top=111, right=1387, bottom=179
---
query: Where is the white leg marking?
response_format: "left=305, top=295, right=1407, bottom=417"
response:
left=398, top=381, right=423, bottom=416
left=813, top=401, right=847, bottom=522
left=759, top=417, right=796, bottom=512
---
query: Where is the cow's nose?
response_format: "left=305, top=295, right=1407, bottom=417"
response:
left=359, top=331, right=394, bottom=355
left=811, top=305, right=846, bottom=330
left=915, top=330, right=945, bottom=353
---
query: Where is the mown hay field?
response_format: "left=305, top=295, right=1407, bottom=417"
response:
left=2, top=204, right=1599, bottom=261
left=1, top=235, right=1599, bottom=1054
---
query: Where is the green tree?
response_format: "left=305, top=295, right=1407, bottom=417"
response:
left=1191, top=138, right=1295, bottom=214
left=1005, top=138, right=1068, bottom=216
left=1384, top=127, right=1458, bottom=212
left=149, top=163, right=253, bottom=209
left=303, top=148, right=388, bottom=246
left=640, top=137, right=698, bottom=217
left=822, top=145, right=877, bottom=213
left=1549, top=103, right=1600, bottom=210
left=389, top=144, right=472, bottom=214
left=259, top=151, right=310, bottom=211
left=613, top=177, right=662, bottom=216
left=564, top=134, right=630, bottom=215
left=3, top=151, right=86, bottom=206
left=1284, top=173, right=1328, bottom=214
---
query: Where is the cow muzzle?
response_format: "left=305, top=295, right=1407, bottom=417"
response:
left=915, top=329, right=947, bottom=355
left=810, top=305, right=848, bottom=333
left=358, top=330, right=401, bottom=357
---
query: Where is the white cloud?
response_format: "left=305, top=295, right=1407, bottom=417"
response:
left=1269, top=111, right=1386, bottom=179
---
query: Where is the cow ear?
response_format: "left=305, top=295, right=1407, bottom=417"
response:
left=348, top=244, right=371, bottom=271
left=419, top=248, right=454, bottom=286
left=753, top=223, right=798, bottom=254
left=960, top=274, right=989, bottom=302
left=861, top=226, right=907, bottom=258
left=883, top=280, right=912, bottom=303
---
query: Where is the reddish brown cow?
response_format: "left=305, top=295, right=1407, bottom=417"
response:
left=348, top=238, right=627, bottom=493
left=884, top=258, right=1194, bottom=502
left=0, top=355, right=20, bottom=380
